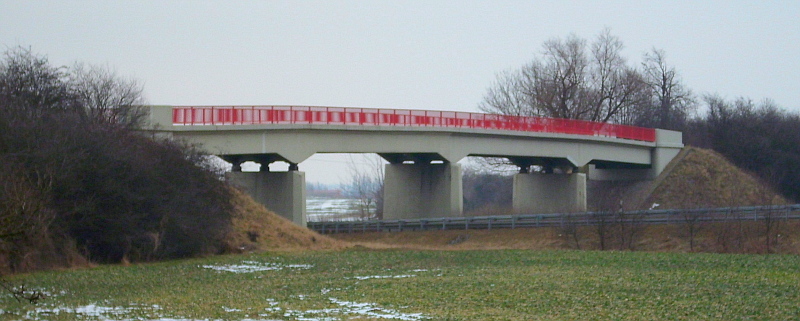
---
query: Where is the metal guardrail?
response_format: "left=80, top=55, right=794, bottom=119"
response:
left=308, top=204, right=800, bottom=234
left=171, top=106, right=657, bottom=142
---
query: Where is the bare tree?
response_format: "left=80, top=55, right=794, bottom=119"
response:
left=560, top=213, right=582, bottom=250
left=590, top=210, right=612, bottom=251
left=638, top=48, right=696, bottom=130
left=70, top=63, right=148, bottom=129
left=0, top=276, right=45, bottom=304
left=588, top=30, right=648, bottom=123
left=341, top=154, right=385, bottom=220
left=0, top=47, right=78, bottom=119
left=615, top=209, right=646, bottom=251
left=757, top=170, right=784, bottom=253
left=681, top=209, right=704, bottom=252
left=479, top=70, right=534, bottom=117
left=462, top=163, right=514, bottom=215
left=480, top=29, right=648, bottom=123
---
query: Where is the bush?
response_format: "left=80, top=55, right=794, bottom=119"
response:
left=0, top=47, right=235, bottom=271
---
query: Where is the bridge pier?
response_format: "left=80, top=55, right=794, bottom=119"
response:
left=383, top=163, right=463, bottom=219
left=512, top=173, right=587, bottom=214
left=227, top=171, right=307, bottom=226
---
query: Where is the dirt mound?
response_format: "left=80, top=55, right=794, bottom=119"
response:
left=642, top=147, right=787, bottom=209
left=589, top=147, right=787, bottom=211
left=224, top=188, right=349, bottom=252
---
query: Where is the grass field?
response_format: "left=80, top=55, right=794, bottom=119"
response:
left=2, top=249, right=799, bottom=320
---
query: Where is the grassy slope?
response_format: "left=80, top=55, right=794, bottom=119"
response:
left=643, top=147, right=787, bottom=209
left=4, top=250, right=799, bottom=320
left=223, top=188, right=348, bottom=252
left=588, top=147, right=788, bottom=211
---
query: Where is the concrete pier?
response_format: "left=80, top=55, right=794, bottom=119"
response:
left=227, top=171, right=307, bottom=225
left=383, top=163, right=463, bottom=219
left=512, top=173, right=587, bottom=214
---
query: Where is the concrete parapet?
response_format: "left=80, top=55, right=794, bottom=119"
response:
left=383, top=163, right=463, bottom=219
left=513, top=173, right=587, bottom=214
left=589, top=129, right=683, bottom=181
left=227, top=171, right=307, bottom=226
left=651, top=129, right=684, bottom=177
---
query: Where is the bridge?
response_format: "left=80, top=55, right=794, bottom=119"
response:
left=148, top=105, right=683, bottom=226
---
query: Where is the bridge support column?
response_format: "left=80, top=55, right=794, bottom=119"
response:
left=513, top=173, right=586, bottom=214
left=383, top=163, right=463, bottom=219
left=227, top=171, right=307, bottom=226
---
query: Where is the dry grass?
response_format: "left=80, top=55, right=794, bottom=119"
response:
left=331, top=220, right=800, bottom=255
left=643, top=147, right=787, bottom=209
left=332, top=228, right=561, bottom=251
left=223, top=188, right=349, bottom=252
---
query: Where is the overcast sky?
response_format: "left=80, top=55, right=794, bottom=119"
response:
left=2, top=1, right=799, bottom=184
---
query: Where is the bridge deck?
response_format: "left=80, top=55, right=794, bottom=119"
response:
left=170, top=106, right=656, bottom=142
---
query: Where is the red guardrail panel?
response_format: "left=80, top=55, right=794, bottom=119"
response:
left=170, top=106, right=657, bottom=142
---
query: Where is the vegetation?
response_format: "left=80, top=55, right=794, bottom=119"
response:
left=462, top=165, right=513, bottom=215
left=687, top=96, right=800, bottom=202
left=2, top=249, right=799, bottom=320
left=479, top=28, right=694, bottom=129
left=336, top=217, right=800, bottom=255
left=224, top=188, right=346, bottom=252
left=340, top=154, right=385, bottom=220
left=480, top=29, right=800, bottom=204
left=0, top=47, right=236, bottom=273
left=644, top=147, right=787, bottom=209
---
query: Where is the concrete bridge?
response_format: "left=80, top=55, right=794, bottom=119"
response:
left=148, top=105, right=683, bottom=226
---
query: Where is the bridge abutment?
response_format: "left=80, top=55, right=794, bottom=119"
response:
left=383, top=163, right=463, bottom=219
left=227, top=171, right=307, bottom=226
left=512, top=173, right=587, bottom=214
left=589, top=129, right=683, bottom=181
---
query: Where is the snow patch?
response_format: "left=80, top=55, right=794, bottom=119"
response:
left=201, top=261, right=313, bottom=273
left=328, top=298, right=427, bottom=320
left=348, top=274, right=416, bottom=280
left=261, top=297, right=428, bottom=321
left=22, top=303, right=162, bottom=320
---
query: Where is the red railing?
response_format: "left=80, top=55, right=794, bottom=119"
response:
left=171, top=106, right=656, bottom=142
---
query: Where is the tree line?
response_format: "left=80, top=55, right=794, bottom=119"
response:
left=480, top=28, right=694, bottom=130
left=0, top=47, right=236, bottom=273
left=479, top=29, right=800, bottom=204
left=688, top=96, right=800, bottom=202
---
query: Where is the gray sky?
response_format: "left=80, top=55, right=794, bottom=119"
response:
left=3, top=1, right=799, bottom=184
